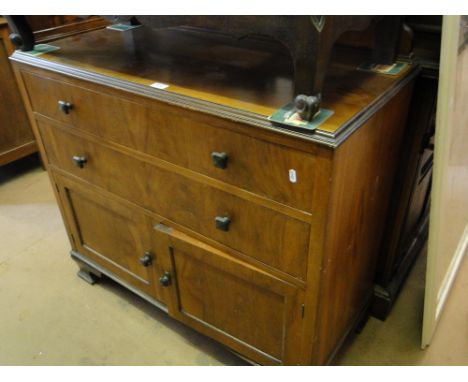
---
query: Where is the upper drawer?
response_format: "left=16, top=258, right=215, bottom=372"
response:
left=38, top=121, right=310, bottom=280
left=23, top=71, right=316, bottom=212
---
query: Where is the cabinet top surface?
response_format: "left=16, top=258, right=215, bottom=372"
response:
left=11, top=25, right=417, bottom=146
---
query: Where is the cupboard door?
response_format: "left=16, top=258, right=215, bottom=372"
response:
left=55, top=174, right=166, bottom=304
left=153, top=224, right=305, bottom=365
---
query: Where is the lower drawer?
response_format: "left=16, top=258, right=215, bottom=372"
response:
left=39, top=121, right=310, bottom=280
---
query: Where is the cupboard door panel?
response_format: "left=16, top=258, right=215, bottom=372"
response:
left=55, top=174, right=166, bottom=304
left=153, top=224, right=305, bottom=365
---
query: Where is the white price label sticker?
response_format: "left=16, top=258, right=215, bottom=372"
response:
left=150, top=82, right=169, bottom=90
left=289, top=169, right=297, bottom=183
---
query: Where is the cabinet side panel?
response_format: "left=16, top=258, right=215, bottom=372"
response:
left=315, top=81, right=415, bottom=364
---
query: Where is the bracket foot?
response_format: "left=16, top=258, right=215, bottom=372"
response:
left=71, top=251, right=102, bottom=285
left=77, top=269, right=100, bottom=285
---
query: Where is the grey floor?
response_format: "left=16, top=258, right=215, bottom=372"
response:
left=1, top=155, right=467, bottom=365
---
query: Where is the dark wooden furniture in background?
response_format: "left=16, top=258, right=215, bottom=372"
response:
left=371, top=16, right=441, bottom=320
left=0, top=17, right=35, bottom=166
left=0, top=15, right=108, bottom=166
left=25, top=15, right=109, bottom=44
left=10, top=20, right=419, bottom=364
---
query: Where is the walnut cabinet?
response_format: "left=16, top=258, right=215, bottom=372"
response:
left=10, top=25, right=418, bottom=365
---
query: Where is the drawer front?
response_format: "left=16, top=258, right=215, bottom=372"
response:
left=22, top=71, right=147, bottom=143
left=144, top=111, right=317, bottom=212
left=23, top=71, right=316, bottom=211
left=54, top=174, right=167, bottom=304
left=153, top=224, right=305, bottom=365
left=38, top=122, right=310, bottom=279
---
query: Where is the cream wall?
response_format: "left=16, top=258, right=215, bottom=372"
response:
left=423, top=15, right=468, bottom=347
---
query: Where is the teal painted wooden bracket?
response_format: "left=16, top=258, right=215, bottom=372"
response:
left=269, top=103, right=334, bottom=132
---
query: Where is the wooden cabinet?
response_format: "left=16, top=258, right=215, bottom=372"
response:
left=11, top=24, right=419, bottom=365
